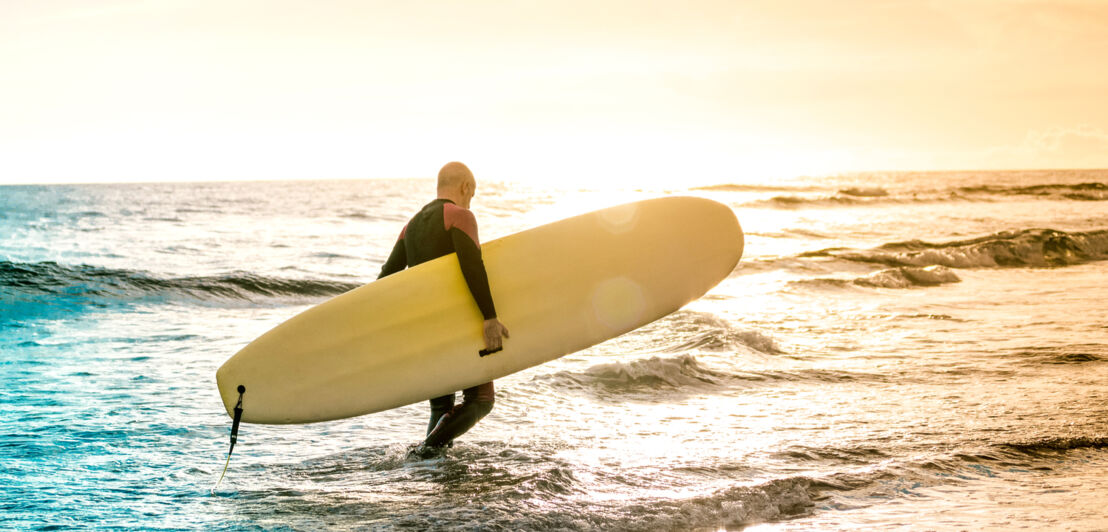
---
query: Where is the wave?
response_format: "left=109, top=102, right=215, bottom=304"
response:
left=804, top=228, right=1108, bottom=269
left=788, top=433, right=1108, bottom=498
left=730, top=186, right=896, bottom=208
left=614, top=476, right=815, bottom=529
left=608, top=432, right=1099, bottom=530
left=308, top=251, right=360, bottom=260
left=659, top=329, right=783, bottom=355
left=693, top=184, right=823, bottom=193
left=838, top=187, right=889, bottom=197
left=893, top=313, right=965, bottom=321
left=535, top=353, right=889, bottom=396
left=703, top=181, right=1106, bottom=209
left=997, top=435, right=1108, bottom=455
left=546, top=354, right=730, bottom=392
left=294, top=441, right=818, bottom=529
left=747, top=190, right=940, bottom=208
left=956, top=182, right=1107, bottom=201
left=772, top=445, right=891, bottom=465
left=306, top=434, right=1105, bottom=530
left=789, top=266, right=961, bottom=290
left=856, top=265, right=961, bottom=287
left=1005, top=344, right=1106, bottom=365
left=774, top=435, right=1106, bottom=475
left=0, top=260, right=360, bottom=306
left=756, top=194, right=874, bottom=208
left=649, top=312, right=783, bottom=355
left=729, top=256, right=845, bottom=277
left=339, top=210, right=407, bottom=221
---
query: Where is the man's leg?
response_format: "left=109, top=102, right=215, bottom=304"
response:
left=423, top=382, right=494, bottom=448
left=428, top=394, right=455, bottom=437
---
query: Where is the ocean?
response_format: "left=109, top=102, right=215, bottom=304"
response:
left=2, top=170, right=1106, bottom=530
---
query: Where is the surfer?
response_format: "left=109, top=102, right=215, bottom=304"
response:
left=378, top=161, right=510, bottom=457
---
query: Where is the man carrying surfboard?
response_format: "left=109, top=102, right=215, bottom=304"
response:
left=378, top=161, right=509, bottom=456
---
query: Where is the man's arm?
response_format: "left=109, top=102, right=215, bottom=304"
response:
left=377, top=229, right=408, bottom=279
left=443, top=204, right=509, bottom=350
left=451, top=228, right=509, bottom=351
left=449, top=227, right=496, bottom=320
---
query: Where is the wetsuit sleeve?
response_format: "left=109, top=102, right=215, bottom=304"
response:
left=377, top=228, right=408, bottom=279
left=450, top=227, right=497, bottom=320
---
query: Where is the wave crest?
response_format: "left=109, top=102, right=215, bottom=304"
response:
left=657, top=312, right=784, bottom=354
left=582, top=354, right=727, bottom=389
left=701, top=180, right=1107, bottom=209
left=838, top=187, right=889, bottom=197
left=854, top=265, right=961, bottom=288
left=999, top=435, right=1108, bottom=455
left=621, top=477, right=814, bottom=529
left=0, top=260, right=359, bottom=304
left=957, top=182, right=1107, bottom=201
left=537, top=354, right=887, bottom=396
left=759, top=195, right=868, bottom=208
left=807, top=229, right=1108, bottom=268
left=1006, top=344, right=1106, bottom=365
left=789, top=266, right=962, bottom=290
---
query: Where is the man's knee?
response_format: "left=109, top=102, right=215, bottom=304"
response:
left=473, top=399, right=493, bottom=420
left=462, top=381, right=495, bottom=403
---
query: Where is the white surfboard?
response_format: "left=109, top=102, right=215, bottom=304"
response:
left=216, top=196, right=743, bottom=424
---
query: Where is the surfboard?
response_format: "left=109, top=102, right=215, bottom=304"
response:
left=216, top=196, right=743, bottom=424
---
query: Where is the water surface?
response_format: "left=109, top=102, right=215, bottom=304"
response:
left=2, top=170, right=1106, bottom=530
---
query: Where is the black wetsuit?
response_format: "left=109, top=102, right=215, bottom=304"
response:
left=378, top=198, right=496, bottom=449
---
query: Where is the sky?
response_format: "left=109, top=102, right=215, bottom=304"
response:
left=2, top=0, right=1107, bottom=185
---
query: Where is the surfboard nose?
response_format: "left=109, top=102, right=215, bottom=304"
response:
left=214, top=364, right=237, bottom=419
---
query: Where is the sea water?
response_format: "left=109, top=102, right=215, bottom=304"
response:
left=1, top=171, right=1106, bottom=530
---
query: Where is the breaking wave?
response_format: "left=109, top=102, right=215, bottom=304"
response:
left=789, top=266, right=962, bottom=290
left=0, top=260, right=360, bottom=306
left=542, top=354, right=730, bottom=392
left=755, top=195, right=878, bottom=208
left=997, top=435, right=1108, bottom=455
left=659, top=329, right=784, bottom=354
left=804, top=228, right=1108, bottom=269
left=643, top=312, right=784, bottom=354
left=956, top=182, right=1108, bottom=201
left=535, top=354, right=889, bottom=396
left=701, top=181, right=1107, bottom=209
left=838, top=187, right=889, bottom=197
left=608, top=476, right=815, bottom=529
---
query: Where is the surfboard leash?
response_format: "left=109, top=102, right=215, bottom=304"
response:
left=211, top=385, right=245, bottom=494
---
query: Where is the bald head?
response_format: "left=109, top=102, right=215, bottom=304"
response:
left=436, top=161, right=476, bottom=209
left=437, top=162, right=474, bottom=191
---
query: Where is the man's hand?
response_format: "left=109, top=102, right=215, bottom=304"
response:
left=483, top=318, right=510, bottom=351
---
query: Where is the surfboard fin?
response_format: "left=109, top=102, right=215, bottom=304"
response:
left=211, top=385, right=245, bottom=494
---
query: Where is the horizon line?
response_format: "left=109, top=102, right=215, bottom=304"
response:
left=2, top=167, right=1106, bottom=187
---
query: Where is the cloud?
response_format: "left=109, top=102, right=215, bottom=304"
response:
left=982, top=126, right=1108, bottom=169
left=1023, top=126, right=1108, bottom=153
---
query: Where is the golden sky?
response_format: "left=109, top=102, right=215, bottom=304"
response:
left=2, top=0, right=1107, bottom=184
